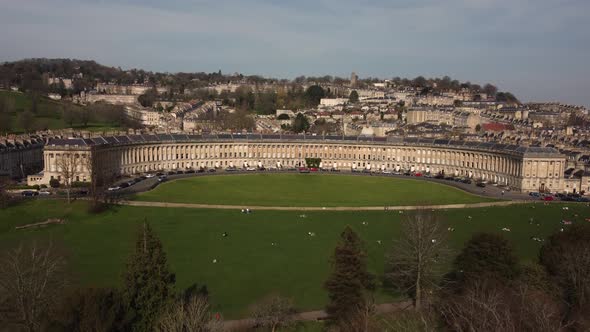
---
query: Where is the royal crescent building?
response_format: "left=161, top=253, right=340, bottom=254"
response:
left=37, top=134, right=566, bottom=193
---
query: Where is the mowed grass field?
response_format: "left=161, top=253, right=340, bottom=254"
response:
left=134, top=174, right=496, bottom=206
left=2, top=199, right=589, bottom=318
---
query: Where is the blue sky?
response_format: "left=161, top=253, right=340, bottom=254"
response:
left=1, top=0, right=589, bottom=106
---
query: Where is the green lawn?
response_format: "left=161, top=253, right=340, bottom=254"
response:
left=1, top=199, right=588, bottom=318
left=134, top=174, right=496, bottom=206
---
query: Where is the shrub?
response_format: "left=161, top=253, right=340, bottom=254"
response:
left=49, top=178, right=60, bottom=188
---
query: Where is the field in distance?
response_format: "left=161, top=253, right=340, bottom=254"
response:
left=134, top=173, right=496, bottom=207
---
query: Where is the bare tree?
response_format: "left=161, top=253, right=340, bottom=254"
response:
left=155, top=295, right=222, bottom=332
left=334, top=299, right=378, bottom=332
left=57, top=152, right=81, bottom=203
left=251, top=294, right=296, bottom=332
left=84, top=151, right=111, bottom=212
left=380, top=310, right=435, bottom=332
left=0, top=242, right=67, bottom=332
left=440, top=280, right=515, bottom=332
left=384, top=210, right=450, bottom=310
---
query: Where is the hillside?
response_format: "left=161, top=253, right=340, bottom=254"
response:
left=0, top=90, right=128, bottom=134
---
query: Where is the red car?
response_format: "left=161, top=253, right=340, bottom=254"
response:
left=414, top=172, right=422, bottom=177
left=543, top=196, right=554, bottom=201
left=309, top=167, right=318, bottom=172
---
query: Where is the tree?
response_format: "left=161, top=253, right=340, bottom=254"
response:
left=452, top=232, right=519, bottom=287
left=349, top=90, right=359, bottom=103
left=85, top=151, right=111, bottom=213
left=123, top=221, right=175, bottom=332
left=62, top=105, right=79, bottom=127
left=17, top=110, right=35, bottom=132
left=291, top=113, right=309, bottom=133
left=0, top=242, right=67, bottom=332
left=49, top=178, right=60, bottom=188
left=304, top=85, right=325, bottom=107
left=0, top=97, right=15, bottom=134
left=324, top=226, right=375, bottom=325
left=482, top=83, right=498, bottom=96
left=385, top=210, right=450, bottom=310
left=56, top=152, right=81, bottom=204
left=138, top=87, right=158, bottom=107
left=540, top=224, right=590, bottom=310
left=79, top=106, right=93, bottom=127
left=251, top=295, right=296, bottom=332
left=156, top=295, right=222, bottom=332
left=49, top=287, right=125, bottom=332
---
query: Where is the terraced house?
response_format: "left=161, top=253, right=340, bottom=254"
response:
left=30, top=134, right=567, bottom=193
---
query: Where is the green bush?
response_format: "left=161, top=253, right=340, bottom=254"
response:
left=49, top=178, right=60, bottom=188
left=71, top=181, right=90, bottom=188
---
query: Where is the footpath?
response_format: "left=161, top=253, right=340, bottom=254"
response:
left=222, top=300, right=413, bottom=331
left=119, top=199, right=531, bottom=211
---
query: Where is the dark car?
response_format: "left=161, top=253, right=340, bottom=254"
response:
left=120, top=182, right=130, bottom=188
left=461, top=179, right=472, bottom=184
left=197, top=168, right=205, bottom=173
left=208, top=169, right=217, bottom=173
left=139, top=176, right=147, bottom=180
left=186, top=170, right=195, bottom=174
left=577, top=197, right=590, bottom=202
left=476, top=182, right=486, bottom=188
left=167, top=171, right=175, bottom=175
left=158, top=176, right=168, bottom=182
left=156, top=172, right=164, bottom=176
left=21, top=190, right=38, bottom=197
left=434, top=174, right=444, bottom=179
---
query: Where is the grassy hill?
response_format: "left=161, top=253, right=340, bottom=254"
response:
left=0, top=90, right=124, bottom=133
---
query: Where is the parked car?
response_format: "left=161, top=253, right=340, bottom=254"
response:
left=208, top=169, right=216, bottom=173
left=120, top=182, right=130, bottom=188
left=145, top=173, right=156, bottom=178
left=155, top=172, right=164, bottom=176
left=543, top=196, right=554, bottom=201
left=21, top=190, right=38, bottom=197
left=476, top=182, right=486, bottom=188
left=39, top=190, right=52, bottom=195
left=158, top=176, right=168, bottom=182
left=299, top=168, right=310, bottom=173
left=414, top=172, right=422, bottom=177
left=107, top=186, right=121, bottom=191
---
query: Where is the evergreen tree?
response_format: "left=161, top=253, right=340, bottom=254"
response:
left=123, top=221, right=175, bottom=332
left=348, top=90, right=359, bottom=103
left=453, top=233, right=519, bottom=287
left=324, top=226, right=375, bottom=324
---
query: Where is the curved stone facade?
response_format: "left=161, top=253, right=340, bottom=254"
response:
left=40, top=134, right=566, bottom=193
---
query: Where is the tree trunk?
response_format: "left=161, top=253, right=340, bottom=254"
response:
left=67, top=187, right=71, bottom=204
left=416, top=269, right=422, bottom=310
